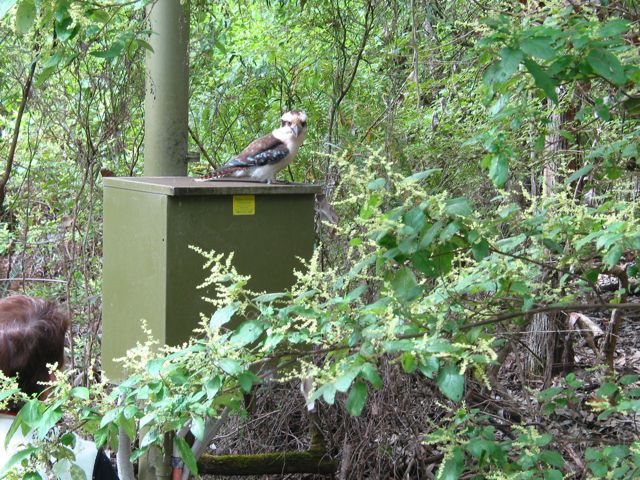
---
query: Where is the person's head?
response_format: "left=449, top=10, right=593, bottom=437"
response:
left=0, top=295, right=68, bottom=405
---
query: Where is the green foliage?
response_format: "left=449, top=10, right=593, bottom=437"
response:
left=0, top=1, right=639, bottom=478
left=426, top=401, right=640, bottom=479
left=474, top=4, right=639, bottom=189
left=3, top=140, right=640, bottom=476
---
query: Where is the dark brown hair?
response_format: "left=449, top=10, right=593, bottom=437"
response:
left=0, top=295, right=69, bottom=403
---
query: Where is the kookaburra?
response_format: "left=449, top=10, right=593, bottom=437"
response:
left=200, top=111, right=308, bottom=183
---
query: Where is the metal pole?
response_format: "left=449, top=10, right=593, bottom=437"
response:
left=140, top=5, right=189, bottom=475
left=144, top=0, right=190, bottom=176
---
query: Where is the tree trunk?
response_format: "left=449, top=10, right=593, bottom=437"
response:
left=525, top=98, right=576, bottom=380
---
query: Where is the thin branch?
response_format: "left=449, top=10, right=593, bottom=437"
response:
left=0, top=58, right=37, bottom=214
left=252, top=303, right=640, bottom=366
left=188, top=126, right=215, bottom=168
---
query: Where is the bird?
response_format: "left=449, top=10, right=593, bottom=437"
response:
left=198, top=111, right=308, bottom=183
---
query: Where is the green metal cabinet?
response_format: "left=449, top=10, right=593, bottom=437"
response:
left=102, top=177, right=321, bottom=380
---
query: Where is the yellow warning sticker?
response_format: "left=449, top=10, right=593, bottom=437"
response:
left=233, top=195, right=255, bottom=215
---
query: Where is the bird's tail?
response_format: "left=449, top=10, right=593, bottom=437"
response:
left=195, top=166, right=246, bottom=182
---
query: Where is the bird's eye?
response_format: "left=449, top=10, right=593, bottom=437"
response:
left=301, top=121, right=307, bottom=127
left=283, top=121, right=291, bottom=126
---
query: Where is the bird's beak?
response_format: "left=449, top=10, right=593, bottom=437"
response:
left=291, top=124, right=302, bottom=137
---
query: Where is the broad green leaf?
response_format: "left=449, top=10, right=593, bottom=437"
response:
left=87, top=8, right=109, bottom=23
left=544, top=469, right=563, bottom=480
left=391, top=267, right=421, bottom=303
left=596, top=19, right=630, bottom=38
left=437, top=446, right=464, bottom=480
left=520, top=37, right=555, bottom=61
left=436, top=363, right=464, bottom=402
left=496, top=233, right=526, bottom=252
left=471, top=238, right=490, bottom=261
left=483, top=62, right=502, bottom=86
left=524, top=58, right=558, bottom=103
left=346, top=381, right=368, bottom=416
left=71, top=386, right=90, bottom=400
left=401, top=168, right=441, bottom=184
left=0, top=447, right=37, bottom=476
left=41, top=53, right=63, bottom=70
left=623, top=97, right=640, bottom=118
left=55, top=17, right=77, bottom=42
left=401, top=352, right=417, bottom=373
left=604, top=245, right=623, bottom=269
left=140, top=428, right=159, bottom=448
left=367, top=178, right=386, bottom=190
left=21, top=399, right=42, bottom=427
left=238, top=371, right=256, bottom=393
left=191, top=416, right=205, bottom=442
left=499, top=47, right=523, bottom=75
left=37, top=406, right=63, bottom=438
left=404, top=207, right=426, bottom=231
left=254, top=292, right=286, bottom=303
left=99, top=408, right=122, bottom=429
left=620, top=374, right=639, bottom=385
left=483, top=47, right=523, bottom=86
left=383, top=339, right=414, bottom=352
left=15, top=0, right=35, bottom=34
left=262, top=332, right=284, bottom=351
left=133, top=38, right=154, bottom=52
left=466, top=438, right=495, bottom=457
left=360, top=193, right=382, bottom=220
left=361, top=363, right=383, bottom=389
left=535, top=433, right=553, bottom=447
left=147, top=358, right=165, bottom=376
left=487, top=47, right=523, bottom=86
left=489, top=154, right=508, bottom=188
left=91, top=40, right=125, bottom=59
left=210, top=303, right=238, bottom=330
left=230, top=320, right=263, bottom=347
left=218, top=358, right=243, bottom=375
left=540, top=450, right=565, bottom=468
left=411, top=249, right=454, bottom=278
left=565, top=164, right=593, bottom=186
left=0, top=0, right=17, bottom=19
left=174, top=436, right=198, bottom=476
left=587, top=49, right=626, bottom=86
left=419, top=221, right=444, bottom=249
left=439, top=222, right=460, bottom=242
left=588, top=462, right=609, bottom=477
left=418, top=356, right=439, bottom=378
left=308, top=383, right=337, bottom=405
left=335, top=367, right=360, bottom=393
left=117, top=415, right=136, bottom=441
left=542, top=238, right=563, bottom=254
left=444, top=197, right=472, bottom=217
left=595, top=99, right=611, bottom=121
left=205, top=376, right=222, bottom=399
left=70, top=462, right=87, bottom=480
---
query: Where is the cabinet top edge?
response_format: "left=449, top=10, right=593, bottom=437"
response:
left=104, top=177, right=324, bottom=196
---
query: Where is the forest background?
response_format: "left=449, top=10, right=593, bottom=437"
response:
left=0, top=0, right=640, bottom=478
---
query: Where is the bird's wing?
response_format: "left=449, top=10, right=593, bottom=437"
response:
left=224, top=133, right=290, bottom=168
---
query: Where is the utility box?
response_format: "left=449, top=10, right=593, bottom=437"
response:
left=102, top=177, right=321, bottom=380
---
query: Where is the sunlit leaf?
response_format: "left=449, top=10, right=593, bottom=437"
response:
left=15, top=0, right=35, bottom=34
left=524, top=58, right=558, bottom=103
left=174, top=436, right=198, bottom=476
left=346, top=381, right=367, bottom=416
left=437, top=363, right=464, bottom=402
left=587, top=48, right=626, bottom=86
